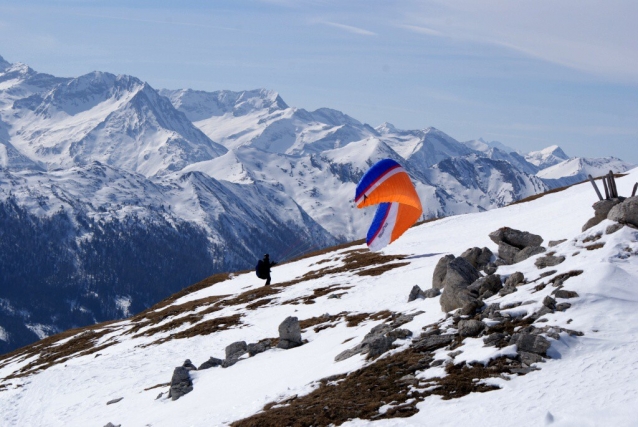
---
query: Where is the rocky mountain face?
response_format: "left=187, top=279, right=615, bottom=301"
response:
left=0, top=54, right=633, bottom=354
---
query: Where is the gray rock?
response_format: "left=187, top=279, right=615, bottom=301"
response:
left=198, top=357, right=223, bottom=370
left=168, top=367, right=193, bottom=401
left=594, top=198, right=623, bottom=217
left=606, top=223, right=625, bottom=235
left=497, top=241, right=521, bottom=264
left=468, top=274, right=502, bottom=299
left=483, top=333, right=506, bottom=347
left=413, top=334, right=454, bottom=352
left=553, top=289, right=579, bottom=299
left=247, top=340, right=272, bottom=356
left=225, top=341, right=248, bottom=360
left=582, top=215, right=606, bottom=232
left=408, top=285, right=426, bottom=302
left=556, top=303, right=572, bottom=311
left=182, top=359, right=197, bottom=371
left=432, top=254, right=455, bottom=290
left=439, top=257, right=481, bottom=312
left=460, top=300, right=484, bottom=316
left=460, top=247, right=493, bottom=269
left=608, top=196, right=638, bottom=228
left=423, top=288, right=441, bottom=298
left=510, top=333, right=551, bottom=355
left=504, top=272, right=525, bottom=287
left=489, top=227, right=543, bottom=249
left=104, top=424, right=121, bottom=427
left=334, top=323, right=411, bottom=361
left=548, top=239, right=567, bottom=247
left=483, top=263, right=498, bottom=275
left=519, top=351, right=544, bottom=365
left=499, top=285, right=517, bottom=296
left=535, top=254, right=566, bottom=269
left=513, top=245, right=546, bottom=263
left=458, top=319, right=486, bottom=337
left=106, top=397, right=123, bottom=405
left=534, top=306, right=554, bottom=318
left=542, top=296, right=557, bottom=310
left=278, top=316, right=303, bottom=349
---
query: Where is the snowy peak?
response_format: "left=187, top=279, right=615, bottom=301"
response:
left=537, top=156, right=635, bottom=187
left=0, top=55, right=9, bottom=72
left=160, top=88, right=288, bottom=122
left=525, top=145, right=570, bottom=169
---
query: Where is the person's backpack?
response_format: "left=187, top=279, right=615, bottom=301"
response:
left=255, top=260, right=267, bottom=279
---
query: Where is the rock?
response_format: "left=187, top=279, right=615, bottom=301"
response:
left=535, top=254, right=566, bottom=269
left=458, top=319, right=486, bottom=337
left=460, top=247, right=493, bottom=269
left=483, top=263, right=498, bottom=275
left=198, top=357, right=223, bottom=370
left=423, top=288, right=441, bottom=298
left=432, top=254, right=455, bottom=290
left=182, top=359, right=197, bottom=371
left=548, top=239, right=567, bottom=247
left=556, top=303, right=572, bottom=311
left=497, top=242, right=520, bottom=264
left=439, top=257, right=481, bottom=312
left=482, top=303, right=501, bottom=320
left=408, top=285, right=426, bottom=302
left=168, top=367, right=193, bottom=401
left=248, top=340, right=272, bottom=356
left=608, top=197, right=638, bottom=228
left=278, top=316, right=303, bottom=349
left=542, top=296, right=557, bottom=310
left=468, top=274, right=502, bottom=299
left=335, top=323, right=412, bottom=361
left=106, top=397, right=123, bottom=405
left=594, top=198, right=623, bottom=217
left=459, top=300, right=484, bottom=316
left=489, top=227, right=543, bottom=249
left=534, top=306, right=554, bottom=318
left=513, top=245, right=546, bottom=263
left=582, top=216, right=605, bottom=232
left=413, top=334, right=454, bottom=352
left=510, top=333, right=551, bottom=355
left=225, top=341, right=248, bottom=360
left=553, top=289, right=579, bottom=299
left=504, top=272, right=525, bottom=287
left=499, top=286, right=517, bottom=296
left=104, top=423, right=121, bottom=427
left=483, top=333, right=506, bottom=347
left=519, top=351, right=544, bottom=365
left=606, top=223, right=625, bottom=235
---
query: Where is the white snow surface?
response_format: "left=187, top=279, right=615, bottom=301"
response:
left=1, top=167, right=638, bottom=426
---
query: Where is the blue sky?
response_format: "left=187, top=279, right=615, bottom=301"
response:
left=1, top=0, right=637, bottom=162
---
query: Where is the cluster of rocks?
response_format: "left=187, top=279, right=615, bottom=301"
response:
left=583, top=196, right=638, bottom=232
left=335, top=313, right=421, bottom=362
left=489, top=227, right=546, bottom=265
left=167, top=316, right=304, bottom=401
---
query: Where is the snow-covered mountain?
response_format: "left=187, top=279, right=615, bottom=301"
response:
left=0, top=54, right=633, bottom=355
left=525, top=145, right=570, bottom=169
left=1, top=167, right=637, bottom=427
left=537, top=156, right=634, bottom=188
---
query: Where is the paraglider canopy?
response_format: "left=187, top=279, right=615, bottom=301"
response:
left=355, top=159, right=422, bottom=251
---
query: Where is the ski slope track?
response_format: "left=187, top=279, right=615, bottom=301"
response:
left=1, top=168, right=637, bottom=427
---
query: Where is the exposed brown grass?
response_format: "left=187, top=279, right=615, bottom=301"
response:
left=143, top=314, right=243, bottom=347
left=585, top=243, right=605, bottom=251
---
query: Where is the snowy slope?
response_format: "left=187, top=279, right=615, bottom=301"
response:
left=525, top=145, right=570, bottom=169
left=1, top=167, right=637, bottom=427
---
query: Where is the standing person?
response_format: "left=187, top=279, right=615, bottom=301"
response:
left=256, top=253, right=277, bottom=286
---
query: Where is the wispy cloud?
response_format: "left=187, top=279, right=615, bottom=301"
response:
left=319, top=21, right=376, bottom=36
left=399, top=24, right=443, bottom=37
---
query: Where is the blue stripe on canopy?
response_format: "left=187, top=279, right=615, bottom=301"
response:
left=366, top=202, right=391, bottom=246
left=355, top=159, right=401, bottom=202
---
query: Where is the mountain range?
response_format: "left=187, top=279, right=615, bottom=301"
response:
left=0, top=54, right=633, bottom=354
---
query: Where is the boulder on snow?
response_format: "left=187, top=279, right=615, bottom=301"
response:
left=504, top=272, right=525, bottom=287
left=104, top=423, right=121, bottom=427
left=608, top=196, right=638, bottom=228
left=513, top=245, right=546, bottom=263
left=168, top=366, right=193, bottom=401
left=439, top=257, right=481, bottom=312
left=489, top=227, right=543, bottom=249
left=198, top=357, right=223, bottom=370
left=497, top=242, right=520, bottom=265
left=278, top=316, right=303, bottom=349
left=335, top=323, right=412, bottom=361
left=457, top=319, right=486, bottom=337
left=548, top=239, right=567, bottom=247
left=510, top=333, right=551, bottom=355
left=583, top=198, right=624, bottom=231
left=223, top=341, right=248, bottom=367
left=535, top=254, right=566, bottom=269
left=247, top=339, right=272, bottom=356
left=460, top=247, right=493, bottom=270
left=432, top=254, right=455, bottom=290
left=408, top=285, right=426, bottom=302
left=423, top=288, right=441, bottom=298
left=553, top=289, right=579, bottom=299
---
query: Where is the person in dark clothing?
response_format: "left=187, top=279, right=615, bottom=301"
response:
left=259, top=253, right=276, bottom=286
